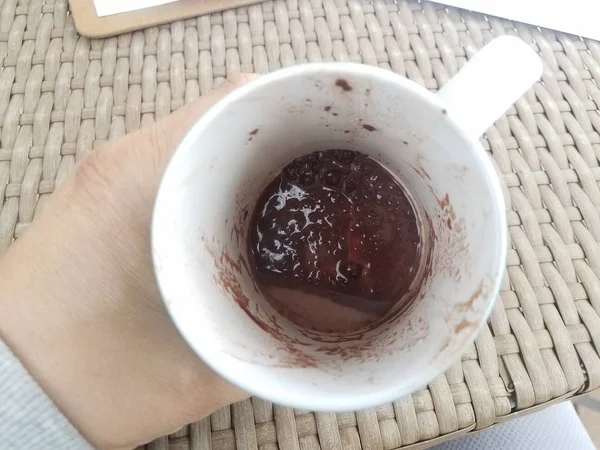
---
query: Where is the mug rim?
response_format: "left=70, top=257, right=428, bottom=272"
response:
left=152, top=62, right=507, bottom=410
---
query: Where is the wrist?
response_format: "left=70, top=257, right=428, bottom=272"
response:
left=0, top=219, right=93, bottom=441
left=0, top=207, right=246, bottom=449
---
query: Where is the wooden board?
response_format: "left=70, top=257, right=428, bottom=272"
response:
left=69, top=0, right=262, bottom=37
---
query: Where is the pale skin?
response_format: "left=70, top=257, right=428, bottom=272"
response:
left=0, top=74, right=258, bottom=449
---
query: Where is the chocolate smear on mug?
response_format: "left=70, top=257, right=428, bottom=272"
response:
left=248, top=149, right=423, bottom=333
left=335, top=78, right=352, bottom=91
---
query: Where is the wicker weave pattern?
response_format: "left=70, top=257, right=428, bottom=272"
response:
left=1, top=0, right=600, bottom=448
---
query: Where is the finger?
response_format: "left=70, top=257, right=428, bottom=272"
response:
left=62, top=74, right=259, bottom=213
left=151, top=73, right=260, bottom=171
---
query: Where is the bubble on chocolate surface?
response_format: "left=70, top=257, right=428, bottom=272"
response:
left=340, top=260, right=363, bottom=279
left=332, top=149, right=356, bottom=164
left=323, top=169, right=343, bottom=187
left=299, top=170, right=315, bottom=185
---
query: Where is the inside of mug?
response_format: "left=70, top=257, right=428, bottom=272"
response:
left=153, top=65, right=505, bottom=408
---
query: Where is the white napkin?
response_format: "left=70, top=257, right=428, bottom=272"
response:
left=94, top=0, right=600, bottom=40
left=94, top=0, right=178, bottom=17
left=437, top=0, right=600, bottom=40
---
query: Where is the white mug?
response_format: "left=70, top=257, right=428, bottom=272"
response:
left=152, top=36, right=542, bottom=410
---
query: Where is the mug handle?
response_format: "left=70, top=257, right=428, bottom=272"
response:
left=436, top=36, right=543, bottom=139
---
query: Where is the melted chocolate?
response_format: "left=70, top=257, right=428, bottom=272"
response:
left=248, top=150, right=421, bottom=332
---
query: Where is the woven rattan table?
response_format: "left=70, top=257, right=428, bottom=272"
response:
left=1, top=0, right=600, bottom=448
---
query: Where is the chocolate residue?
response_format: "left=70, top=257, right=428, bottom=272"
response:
left=205, top=237, right=317, bottom=369
left=248, top=149, right=424, bottom=334
left=455, top=281, right=488, bottom=313
left=232, top=185, right=256, bottom=246
left=239, top=255, right=251, bottom=277
left=344, top=130, right=350, bottom=134
left=429, top=189, right=467, bottom=282
left=402, top=140, right=409, bottom=145
left=231, top=223, right=243, bottom=244
left=222, top=251, right=242, bottom=274
left=455, top=319, right=476, bottom=333
left=439, top=338, right=451, bottom=353
left=332, top=112, right=338, bottom=116
left=409, top=163, right=431, bottom=181
left=439, top=193, right=450, bottom=209
left=210, top=153, right=442, bottom=366
left=247, top=128, right=259, bottom=142
left=464, top=284, right=483, bottom=310
left=362, top=124, right=376, bottom=132
left=324, top=106, right=331, bottom=111
left=335, top=78, right=352, bottom=91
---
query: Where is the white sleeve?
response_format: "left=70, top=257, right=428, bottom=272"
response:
left=0, top=339, right=92, bottom=449
left=433, top=401, right=595, bottom=450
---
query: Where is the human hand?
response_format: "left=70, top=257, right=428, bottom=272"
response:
left=0, top=74, right=257, bottom=449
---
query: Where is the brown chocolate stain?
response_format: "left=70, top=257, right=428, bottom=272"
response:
left=332, top=112, right=338, bottom=116
left=455, top=320, right=476, bottom=333
left=273, top=212, right=435, bottom=363
left=362, top=124, right=376, bottom=132
left=344, top=130, right=350, bottom=134
left=424, top=188, right=468, bottom=289
left=247, top=128, right=259, bottom=142
left=232, top=187, right=253, bottom=246
left=239, top=255, right=252, bottom=279
left=214, top=160, right=438, bottom=366
left=430, top=190, right=467, bottom=282
left=308, top=311, right=429, bottom=362
left=335, top=78, right=352, bottom=91
left=439, top=193, right=450, bottom=209
left=439, top=338, right=451, bottom=353
left=310, top=212, right=435, bottom=359
left=456, top=281, right=487, bottom=313
left=464, top=284, right=483, bottom=310
left=221, top=251, right=242, bottom=274
left=220, top=187, right=320, bottom=370
left=205, top=237, right=317, bottom=369
left=231, top=223, right=243, bottom=244
left=409, top=163, right=430, bottom=181
left=324, top=106, right=331, bottom=111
